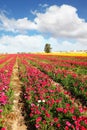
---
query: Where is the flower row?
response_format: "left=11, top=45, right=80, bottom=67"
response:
left=18, top=57, right=87, bottom=130
left=24, top=55, right=87, bottom=106
left=0, top=55, right=16, bottom=129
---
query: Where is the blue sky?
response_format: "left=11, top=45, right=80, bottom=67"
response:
left=0, top=0, right=87, bottom=53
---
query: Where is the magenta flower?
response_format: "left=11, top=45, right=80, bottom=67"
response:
left=0, top=109, right=3, bottom=113
left=66, top=121, right=71, bottom=127
left=1, top=128, right=6, bottom=130
left=36, top=117, right=42, bottom=123
left=35, top=123, right=40, bottom=128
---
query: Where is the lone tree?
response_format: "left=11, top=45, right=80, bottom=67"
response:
left=44, top=43, right=52, bottom=53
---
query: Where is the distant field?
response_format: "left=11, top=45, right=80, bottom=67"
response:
left=37, top=52, right=87, bottom=57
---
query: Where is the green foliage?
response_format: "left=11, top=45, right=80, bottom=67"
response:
left=44, top=43, right=52, bottom=53
left=3, top=88, right=14, bottom=115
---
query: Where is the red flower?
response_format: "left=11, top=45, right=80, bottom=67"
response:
left=35, top=123, right=40, bottom=128
left=0, top=109, right=3, bottom=113
left=56, top=107, right=63, bottom=112
left=63, top=108, right=67, bottom=114
left=80, top=126, right=87, bottom=130
left=65, top=126, right=69, bottom=130
left=57, top=123, right=60, bottom=127
left=66, top=121, right=71, bottom=126
left=54, top=117, right=58, bottom=122
left=43, top=120, right=46, bottom=124
left=36, top=117, right=42, bottom=123
left=79, top=107, right=84, bottom=113
left=72, top=116, right=76, bottom=120
left=45, top=111, right=50, bottom=118
left=30, top=113, right=33, bottom=117
left=1, top=128, right=6, bottom=130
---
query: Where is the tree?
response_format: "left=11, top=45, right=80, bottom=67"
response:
left=44, top=43, right=52, bottom=53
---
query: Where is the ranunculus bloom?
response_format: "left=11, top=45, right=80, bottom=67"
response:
left=0, top=109, right=3, bottom=113
left=54, top=117, right=58, bottom=122
left=35, top=123, right=40, bottom=128
left=57, top=123, right=60, bottom=127
left=1, top=128, right=6, bottom=130
left=72, top=116, right=76, bottom=120
left=66, top=121, right=71, bottom=126
left=45, top=111, right=50, bottom=118
left=65, top=126, right=69, bottom=130
left=36, top=117, right=42, bottom=123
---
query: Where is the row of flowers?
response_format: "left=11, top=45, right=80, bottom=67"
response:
left=18, top=57, right=87, bottom=130
left=29, top=54, right=87, bottom=67
left=27, top=54, right=87, bottom=76
left=24, top=54, right=87, bottom=107
left=26, top=54, right=87, bottom=75
left=0, top=55, right=17, bottom=130
left=0, top=54, right=14, bottom=66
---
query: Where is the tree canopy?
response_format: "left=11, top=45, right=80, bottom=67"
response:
left=44, top=43, right=52, bottom=53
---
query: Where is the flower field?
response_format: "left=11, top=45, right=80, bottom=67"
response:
left=0, top=53, right=87, bottom=130
left=0, top=54, right=17, bottom=129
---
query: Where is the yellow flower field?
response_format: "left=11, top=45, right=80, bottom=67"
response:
left=38, top=52, right=87, bottom=57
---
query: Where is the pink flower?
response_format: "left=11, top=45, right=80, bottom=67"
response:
left=65, top=126, right=69, bottom=130
left=63, top=108, right=67, bottom=113
left=66, top=121, right=71, bottom=126
left=0, top=93, right=7, bottom=105
left=72, top=116, right=76, bottom=120
left=30, top=113, right=33, bottom=117
left=79, top=107, right=84, bottom=113
left=35, top=123, right=40, bottom=128
left=31, top=103, right=35, bottom=107
left=43, top=120, right=46, bottom=124
left=36, top=117, right=42, bottom=123
left=66, top=103, right=70, bottom=108
left=1, top=128, right=6, bottom=130
left=0, top=109, right=3, bottom=113
left=56, top=107, right=63, bottom=112
left=41, top=107, right=45, bottom=111
left=54, top=117, right=58, bottom=122
left=70, top=107, right=74, bottom=114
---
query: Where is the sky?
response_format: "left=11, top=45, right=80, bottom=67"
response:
left=0, top=0, right=87, bottom=53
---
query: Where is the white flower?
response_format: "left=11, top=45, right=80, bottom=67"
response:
left=38, top=100, right=41, bottom=103
left=42, top=100, right=45, bottom=103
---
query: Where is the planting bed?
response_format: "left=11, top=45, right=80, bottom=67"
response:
left=0, top=54, right=87, bottom=130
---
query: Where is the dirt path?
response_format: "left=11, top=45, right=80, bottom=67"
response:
left=5, top=59, right=27, bottom=130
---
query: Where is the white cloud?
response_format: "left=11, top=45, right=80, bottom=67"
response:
left=0, top=5, right=87, bottom=39
left=0, top=4, right=87, bottom=53
left=34, top=4, right=87, bottom=40
left=39, top=4, right=48, bottom=8
left=0, top=35, right=86, bottom=53
left=0, top=4, right=87, bottom=40
left=0, top=12, right=37, bottom=33
left=47, top=37, right=87, bottom=51
left=0, top=35, right=46, bottom=53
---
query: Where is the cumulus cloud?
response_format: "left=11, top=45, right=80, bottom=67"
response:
left=0, top=35, right=46, bottom=53
left=47, top=37, right=87, bottom=51
left=34, top=4, right=87, bottom=40
left=0, top=12, right=37, bottom=33
left=0, top=4, right=87, bottom=41
left=0, top=4, right=87, bottom=53
left=0, top=34, right=86, bottom=53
